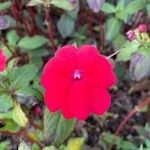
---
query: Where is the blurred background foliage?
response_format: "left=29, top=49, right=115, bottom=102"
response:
left=0, top=0, right=150, bottom=149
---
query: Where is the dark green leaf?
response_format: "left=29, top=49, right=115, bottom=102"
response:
left=44, top=109, right=76, bottom=147
left=57, top=13, right=75, bottom=38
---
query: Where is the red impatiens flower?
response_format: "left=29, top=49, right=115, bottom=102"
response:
left=41, top=45, right=116, bottom=120
left=0, top=49, right=6, bottom=72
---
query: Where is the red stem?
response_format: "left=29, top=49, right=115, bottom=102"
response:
left=108, top=97, right=150, bottom=150
left=45, top=7, right=56, bottom=51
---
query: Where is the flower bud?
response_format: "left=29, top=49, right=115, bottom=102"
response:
left=138, top=24, right=147, bottom=33
left=126, top=30, right=136, bottom=41
left=87, top=0, right=105, bottom=13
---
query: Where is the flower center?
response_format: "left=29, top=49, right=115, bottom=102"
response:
left=73, top=69, right=81, bottom=80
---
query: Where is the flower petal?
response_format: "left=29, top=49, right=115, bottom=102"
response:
left=69, top=80, right=89, bottom=120
left=61, top=99, right=73, bottom=119
left=44, top=79, right=71, bottom=112
left=41, top=57, right=74, bottom=89
left=0, top=49, right=6, bottom=72
left=89, top=87, right=111, bottom=115
left=55, top=45, right=77, bottom=60
left=78, top=45, right=116, bottom=88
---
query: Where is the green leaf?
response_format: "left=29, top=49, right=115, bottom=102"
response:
left=57, top=13, right=75, bottom=38
left=51, top=0, right=74, bottom=11
left=0, top=120, right=20, bottom=133
left=11, top=64, right=37, bottom=88
left=0, top=141, right=10, bottom=150
left=43, top=146, right=57, bottom=150
left=125, top=0, right=146, bottom=15
left=6, top=30, right=19, bottom=46
left=18, top=140, right=31, bottom=150
left=53, top=117, right=76, bottom=147
left=12, top=103, right=28, bottom=127
left=44, top=108, right=76, bottom=147
left=0, top=94, right=13, bottom=113
left=0, top=1, right=11, bottom=11
left=117, top=40, right=140, bottom=61
left=5, top=15, right=16, bottom=28
left=27, top=0, right=43, bottom=6
left=18, top=36, right=49, bottom=50
left=116, top=0, right=125, bottom=12
left=147, top=4, right=150, bottom=17
left=67, top=138, right=84, bottom=150
left=116, top=11, right=130, bottom=23
left=112, top=33, right=126, bottom=49
left=106, top=17, right=121, bottom=41
left=101, top=2, right=116, bottom=14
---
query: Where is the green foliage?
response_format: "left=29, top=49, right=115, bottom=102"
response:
left=28, top=0, right=75, bottom=11
left=12, top=102, right=28, bottom=127
left=0, top=120, right=20, bottom=133
left=6, top=30, right=19, bottom=46
left=101, top=3, right=116, bottom=14
left=18, top=36, right=49, bottom=50
left=27, top=0, right=43, bottom=6
left=44, top=108, right=76, bottom=147
left=117, top=40, right=140, bottom=61
left=43, top=146, right=58, bottom=150
left=101, top=132, right=137, bottom=150
left=0, top=141, right=10, bottom=150
left=0, top=0, right=150, bottom=149
left=11, top=64, right=37, bottom=88
left=57, top=13, right=76, bottom=38
left=51, top=0, right=75, bottom=11
left=106, top=17, right=121, bottom=41
left=18, top=141, right=31, bottom=150
left=0, top=1, right=11, bottom=11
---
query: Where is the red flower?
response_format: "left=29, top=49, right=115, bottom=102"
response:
left=138, top=24, right=147, bottom=33
left=41, top=45, right=116, bottom=120
left=0, top=49, right=6, bottom=72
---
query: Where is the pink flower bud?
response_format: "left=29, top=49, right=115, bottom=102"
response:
left=138, top=24, right=147, bottom=33
left=126, top=30, right=136, bottom=41
left=34, top=105, right=41, bottom=115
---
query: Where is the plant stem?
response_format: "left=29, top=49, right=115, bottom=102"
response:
left=107, top=49, right=122, bottom=59
left=45, top=7, right=56, bottom=51
left=0, top=37, right=15, bottom=55
left=108, top=97, right=150, bottom=150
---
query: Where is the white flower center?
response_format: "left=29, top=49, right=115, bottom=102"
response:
left=73, top=70, right=81, bottom=80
